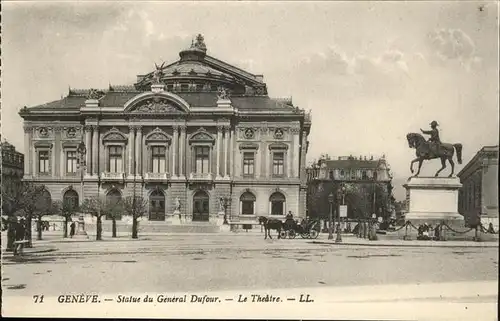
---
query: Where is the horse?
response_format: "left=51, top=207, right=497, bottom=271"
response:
left=258, top=216, right=283, bottom=240
left=406, top=133, right=462, bottom=177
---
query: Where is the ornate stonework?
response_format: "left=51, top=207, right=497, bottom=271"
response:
left=134, top=97, right=180, bottom=113
left=87, top=88, right=104, bottom=100
left=217, top=86, right=230, bottom=100
left=66, top=127, right=77, bottom=138
left=273, top=128, right=285, bottom=139
left=190, top=127, right=214, bottom=142
left=38, top=127, right=49, bottom=138
left=243, top=128, right=255, bottom=139
left=146, top=127, right=170, bottom=142
left=102, top=127, right=127, bottom=141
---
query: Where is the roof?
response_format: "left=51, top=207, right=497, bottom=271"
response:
left=457, top=145, right=499, bottom=178
left=25, top=91, right=297, bottom=111
left=323, top=159, right=383, bottom=170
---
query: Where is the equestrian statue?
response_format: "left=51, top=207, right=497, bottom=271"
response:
left=406, top=121, right=463, bottom=177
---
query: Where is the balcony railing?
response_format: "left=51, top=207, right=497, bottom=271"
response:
left=189, top=172, right=213, bottom=182
left=100, top=172, right=125, bottom=181
left=144, top=172, right=169, bottom=182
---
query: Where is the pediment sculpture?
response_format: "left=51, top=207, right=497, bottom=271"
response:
left=134, top=97, right=179, bottom=113
left=146, top=127, right=170, bottom=142
left=102, top=127, right=126, bottom=141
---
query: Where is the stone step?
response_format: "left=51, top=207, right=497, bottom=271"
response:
left=83, top=222, right=221, bottom=234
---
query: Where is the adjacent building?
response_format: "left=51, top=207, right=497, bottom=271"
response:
left=18, top=34, right=312, bottom=229
left=457, top=145, right=498, bottom=229
left=306, top=155, right=394, bottom=220
left=1, top=138, right=25, bottom=202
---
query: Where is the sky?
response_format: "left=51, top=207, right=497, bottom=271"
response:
left=2, top=1, right=499, bottom=200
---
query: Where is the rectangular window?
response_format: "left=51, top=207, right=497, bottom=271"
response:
left=195, top=146, right=210, bottom=173
left=109, top=146, right=123, bottom=173
left=180, top=83, right=189, bottom=92
left=151, top=146, right=166, bottom=173
left=243, top=152, right=255, bottom=176
left=66, top=151, right=77, bottom=174
left=362, top=170, right=368, bottom=180
left=38, top=151, right=50, bottom=174
left=272, top=152, right=284, bottom=176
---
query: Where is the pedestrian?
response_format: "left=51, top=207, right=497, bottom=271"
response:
left=487, top=223, right=495, bottom=234
left=70, top=221, right=76, bottom=238
left=14, top=219, right=26, bottom=256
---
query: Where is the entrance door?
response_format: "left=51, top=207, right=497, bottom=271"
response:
left=149, top=190, right=165, bottom=221
left=193, top=191, right=209, bottom=222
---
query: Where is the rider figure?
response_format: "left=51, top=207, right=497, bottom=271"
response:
left=421, top=121, right=441, bottom=154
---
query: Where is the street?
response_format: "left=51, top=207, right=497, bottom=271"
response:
left=2, top=234, right=498, bottom=295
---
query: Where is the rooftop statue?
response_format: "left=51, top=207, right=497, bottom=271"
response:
left=192, top=34, right=207, bottom=51
left=87, top=88, right=103, bottom=100
left=406, top=121, right=463, bottom=177
left=217, top=85, right=229, bottom=100
left=152, top=62, right=166, bottom=84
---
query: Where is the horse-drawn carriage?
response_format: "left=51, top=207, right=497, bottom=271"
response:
left=258, top=216, right=320, bottom=239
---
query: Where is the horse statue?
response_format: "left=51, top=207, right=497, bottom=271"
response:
left=406, top=133, right=462, bottom=177
left=258, top=216, right=283, bottom=240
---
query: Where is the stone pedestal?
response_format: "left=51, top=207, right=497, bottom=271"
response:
left=403, top=177, right=464, bottom=227
left=169, top=211, right=182, bottom=225
left=216, top=211, right=225, bottom=226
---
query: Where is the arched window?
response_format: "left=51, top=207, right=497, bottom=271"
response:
left=106, top=189, right=122, bottom=220
left=240, top=192, right=256, bottom=215
left=269, top=192, right=286, bottom=216
left=149, top=189, right=165, bottom=221
left=63, top=189, right=79, bottom=211
left=37, top=189, right=52, bottom=213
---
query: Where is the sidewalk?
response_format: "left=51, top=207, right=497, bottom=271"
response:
left=1, top=245, right=57, bottom=257
left=313, top=235, right=499, bottom=248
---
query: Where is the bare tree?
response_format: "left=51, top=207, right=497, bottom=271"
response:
left=122, top=196, right=148, bottom=239
left=80, top=196, right=107, bottom=241
left=53, top=199, right=79, bottom=238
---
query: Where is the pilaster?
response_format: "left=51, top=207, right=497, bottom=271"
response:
left=172, top=125, right=178, bottom=177
left=85, top=126, right=92, bottom=177
left=216, top=126, right=222, bottom=178
left=128, top=126, right=135, bottom=178
left=230, top=128, right=235, bottom=177
left=23, top=126, right=31, bottom=177
left=92, top=125, right=99, bottom=177
left=136, top=126, right=143, bottom=177
left=223, top=126, right=229, bottom=178
left=179, top=125, right=186, bottom=179
left=54, top=127, right=62, bottom=177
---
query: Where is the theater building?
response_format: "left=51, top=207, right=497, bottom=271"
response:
left=457, top=145, right=498, bottom=230
left=19, top=35, right=311, bottom=230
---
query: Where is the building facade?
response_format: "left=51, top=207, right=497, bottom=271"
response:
left=457, top=145, right=498, bottom=229
left=1, top=138, right=25, bottom=203
left=19, top=35, right=311, bottom=228
left=306, top=155, right=394, bottom=220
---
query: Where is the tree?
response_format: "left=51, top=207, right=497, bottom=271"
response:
left=122, top=196, right=148, bottom=239
left=34, top=191, right=54, bottom=241
left=80, top=196, right=107, bottom=241
left=2, top=182, right=47, bottom=247
left=53, top=199, right=79, bottom=238
left=107, top=199, right=123, bottom=238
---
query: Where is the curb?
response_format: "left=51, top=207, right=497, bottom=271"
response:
left=311, top=241, right=499, bottom=248
left=2, top=246, right=57, bottom=256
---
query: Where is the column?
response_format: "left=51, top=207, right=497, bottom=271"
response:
left=287, top=148, right=292, bottom=178
left=179, top=125, right=186, bottom=178
left=135, top=126, right=142, bottom=176
left=292, top=129, right=299, bottom=178
left=23, top=126, right=30, bottom=175
left=31, top=128, right=36, bottom=175
left=224, top=126, right=229, bottom=177
left=85, top=126, right=92, bottom=174
left=51, top=138, right=56, bottom=177
left=172, top=125, right=178, bottom=177
left=265, top=147, right=270, bottom=178
left=229, top=128, right=235, bottom=177
left=216, top=126, right=222, bottom=178
left=300, top=130, right=307, bottom=180
left=60, top=142, right=64, bottom=178
left=92, top=126, right=99, bottom=176
left=128, top=126, right=135, bottom=176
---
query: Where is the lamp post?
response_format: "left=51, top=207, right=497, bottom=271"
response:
left=221, top=197, right=231, bottom=225
left=335, top=185, right=346, bottom=243
left=328, top=192, right=334, bottom=240
left=76, top=141, right=88, bottom=237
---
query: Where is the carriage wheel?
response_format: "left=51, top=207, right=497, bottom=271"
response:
left=279, top=231, right=287, bottom=239
left=309, top=230, right=319, bottom=239
left=301, top=233, right=310, bottom=239
left=289, top=230, right=296, bottom=239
